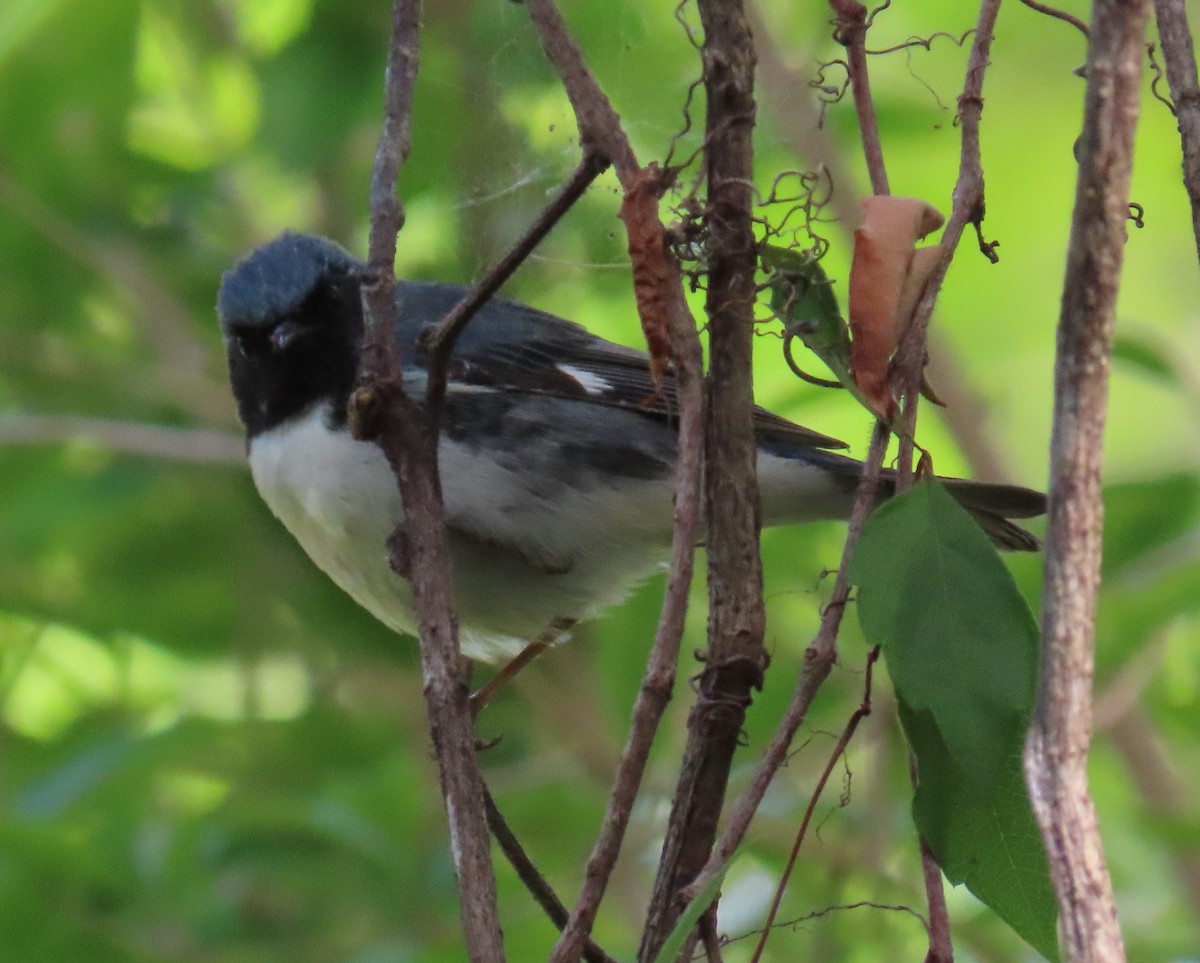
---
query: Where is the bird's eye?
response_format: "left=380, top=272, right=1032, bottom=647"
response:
left=269, top=319, right=304, bottom=353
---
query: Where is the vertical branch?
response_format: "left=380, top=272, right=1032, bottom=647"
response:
left=1153, top=0, right=1200, bottom=261
left=1024, top=0, right=1150, bottom=960
left=639, top=1, right=765, bottom=958
left=351, top=1, right=505, bottom=958
left=830, top=0, right=890, bottom=195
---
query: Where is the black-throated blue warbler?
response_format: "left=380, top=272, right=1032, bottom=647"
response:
left=217, top=232, right=1044, bottom=663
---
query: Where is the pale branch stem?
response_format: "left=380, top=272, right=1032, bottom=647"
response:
left=353, top=1, right=505, bottom=958
left=1024, top=1, right=1150, bottom=960
left=638, top=0, right=765, bottom=957
left=0, top=414, right=244, bottom=465
left=1152, top=0, right=1200, bottom=261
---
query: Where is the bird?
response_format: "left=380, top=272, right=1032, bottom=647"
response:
left=217, top=231, right=1045, bottom=665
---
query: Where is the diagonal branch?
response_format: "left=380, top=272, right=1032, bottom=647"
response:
left=515, top=3, right=707, bottom=960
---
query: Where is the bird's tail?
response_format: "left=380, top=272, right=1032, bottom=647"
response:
left=936, top=475, right=1045, bottom=551
left=759, top=446, right=1045, bottom=551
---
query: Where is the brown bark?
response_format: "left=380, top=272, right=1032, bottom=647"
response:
left=1023, top=1, right=1150, bottom=959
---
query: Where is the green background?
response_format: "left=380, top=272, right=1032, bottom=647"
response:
left=1, top=1, right=1197, bottom=960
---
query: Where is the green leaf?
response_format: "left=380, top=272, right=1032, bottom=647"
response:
left=1101, top=474, right=1200, bottom=577
left=650, top=865, right=727, bottom=963
left=850, top=481, right=1039, bottom=791
left=1112, top=332, right=1179, bottom=385
left=900, top=702, right=1059, bottom=961
left=761, top=244, right=856, bottom=392
left=851, top=481, right=1057, bottom=958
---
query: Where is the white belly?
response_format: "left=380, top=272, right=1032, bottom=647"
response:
left=247, top=404, right=673, bottom=663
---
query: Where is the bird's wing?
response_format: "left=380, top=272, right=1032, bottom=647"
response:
left=403, top=286, right=849, bottom=452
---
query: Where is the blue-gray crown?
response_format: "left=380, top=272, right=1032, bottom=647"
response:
left=217, top=232, right=363, bottom=330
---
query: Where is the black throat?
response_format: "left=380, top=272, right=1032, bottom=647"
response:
left=225, top=271, right=364, bottom=439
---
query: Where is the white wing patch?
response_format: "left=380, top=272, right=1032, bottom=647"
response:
left=557, top=363, right=610, bottom=395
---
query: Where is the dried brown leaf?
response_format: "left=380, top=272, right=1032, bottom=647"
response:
left=618, top=163, right=676, bottom=385
left=848, top=196, right=944, bottom=417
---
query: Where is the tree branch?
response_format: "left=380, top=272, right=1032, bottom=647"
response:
left=513, top=3, right=708, bottom=960
left=829, top=0, right=890, bottom=196
left=891, top=0, right=1002, bottom=487
left=482, top=789, right=618, bottom=963
left=1023, top=1, right=1150, bottom=959
left=681, top=418, right=890, bottom=906
left=639, top=1, right=765, bottom=957
left=350, top=2, right=505, bottom=958
left=420, top=152, right=609, bottom=406
left=1152, top=0, right=1200, bottom=262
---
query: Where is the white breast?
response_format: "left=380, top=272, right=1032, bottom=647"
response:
left=247, top=404, right=674, bottom=663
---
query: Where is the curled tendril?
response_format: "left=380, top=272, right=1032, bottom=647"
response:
left=1146, top=43, right=1177, bottom=116
left=673, top=0, right=702, bottom=50
left=664, top=75, right=706, bottom=172
left=864, top=0, right=893, bottom=30
left=752, top=168, right=835, bottom=268
left=866, top=28, right=974, bottom=56
left=810, top=59, right=851, bottom=105
left=783, top=330, right=843, bottom=390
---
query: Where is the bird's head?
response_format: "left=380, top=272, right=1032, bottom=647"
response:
left=218, top=232, right=367, bottom=437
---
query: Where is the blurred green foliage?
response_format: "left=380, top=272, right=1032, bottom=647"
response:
left=1, top=1, right=1198, bottom=960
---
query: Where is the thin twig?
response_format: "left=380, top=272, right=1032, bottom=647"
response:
left=420, top=152, right=610, bottom=403
left=682, top=418, right=891, bottom=905
left=1152, top=0, right=1200, bottom=261
left=351, top=1, right=505, bottom=958
left=1024, top=1, right=1151, bottom=960
left=748, top=647, right=880, bottom=962
left=1018, top=0, right=1091, bottom=39
left=547, top=260, right=704, bottom=963
left=913, top=760, right=953, bottom=963
left=699, top=905, right=725, bottom=962
left=750, top=2, right=1015, bottom=484
left=727, top=900, right=928, bottom=946
left=829, top=0, right=890, bottom=195
left=482, top=790, right=619, bottom=963
left=891, top=0, right=1002, bottom=487
left=884, top=14, right=1006, bottom=954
